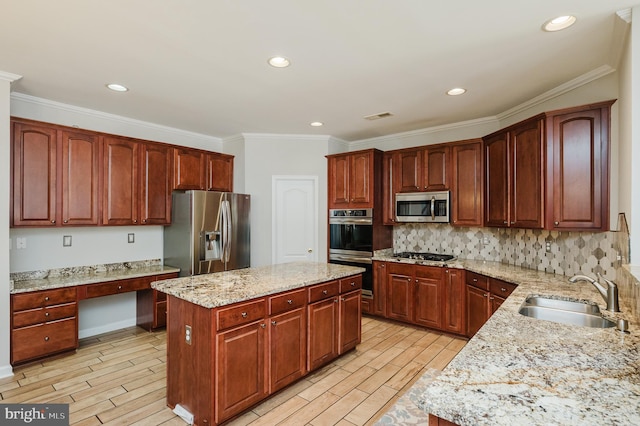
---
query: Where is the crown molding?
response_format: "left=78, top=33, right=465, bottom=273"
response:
left=10, top=92, right=222, bottom=144
left=496, top=65, right=616, bottom=121
left=240, top=132, right=332, bottom=142
left=0, top=71, right=22, bottom=83
left=350, top=115, right=498, bottom=148
left=616, top=8, right=632, bottom=24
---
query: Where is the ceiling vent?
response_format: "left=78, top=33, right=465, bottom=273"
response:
left=363, top=112, right=394, bottom=121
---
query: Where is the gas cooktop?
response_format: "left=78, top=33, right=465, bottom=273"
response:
left=394, top=252, right=456, bottom=262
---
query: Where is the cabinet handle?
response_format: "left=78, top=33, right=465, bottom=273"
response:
left=287, top=299, right=293, bottom=304
left=322, top=290, right=328, bottom=295
left=241, top=312, right=248, bottom=318
left=44, top=336, right=50, bottom=342
left=489, top=297, right=495, bottom=300
left=271, top=320, right=277, bottom=326
left=473, top=278, right=478, bottom=282
left=554, top=221, right=559, bottom=226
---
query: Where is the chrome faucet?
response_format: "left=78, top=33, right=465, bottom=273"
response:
left=568, top=274, right=620, bottom=312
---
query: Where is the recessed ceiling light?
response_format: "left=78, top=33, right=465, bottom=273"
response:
left=542, top=15, right=577, bottom=32
left=310, top=121, right=324, bottom=127
left=447, top=88, right=466, bottom=96
left=106, top=83, right=128, bottom=92
left=268, top=56, right=290, bottom=68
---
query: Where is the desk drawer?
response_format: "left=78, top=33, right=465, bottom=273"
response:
left=12, top=287, right=77, bottom=311
left=308, top=280, right=339, bottom=303
left=84, top=277, right=151, bottom=299
left=12, top=318, right=78, bottom=364
left=217, top=299, right=266, bottom=331
left=13, top=302, right=77, bottom=328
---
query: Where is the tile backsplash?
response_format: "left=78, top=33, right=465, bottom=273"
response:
left=393, top=216, right=629, bottom=280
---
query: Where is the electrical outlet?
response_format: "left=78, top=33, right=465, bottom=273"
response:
left=483, top=237, right=489, bottom=245
left=185, top=325, right=192, bottom=345
left=63, top=235, right=72, bottom=247
left=16, top=237, right=26, bottom=249
left=128, top=233, right=135, bottom=243
left=545, top=241, right=552, bottom=253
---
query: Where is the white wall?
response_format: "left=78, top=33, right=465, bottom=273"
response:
left=1, top=72, right=20, bottom=378
left=243, top=134, right=330, bottom=267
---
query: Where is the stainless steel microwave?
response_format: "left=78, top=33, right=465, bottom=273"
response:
left=395, top=191, right=450, bottom=223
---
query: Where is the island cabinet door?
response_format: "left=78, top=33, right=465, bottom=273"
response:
left=216, top=321, right=268, bottom=424
left=307, top=297, right=339, bottom=371
left=269, top=307, right=307, bottom=393
left=339, top=289, right=361, bottom=354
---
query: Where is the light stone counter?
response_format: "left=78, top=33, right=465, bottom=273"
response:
left=10, top=259, right=180, bottom=294
left=151, top=261, right=366, bottom=308
left=373, top=253, right=640, bottom=425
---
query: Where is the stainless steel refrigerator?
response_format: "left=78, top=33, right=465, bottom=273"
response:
left=163, top=190, right=250, bottom=276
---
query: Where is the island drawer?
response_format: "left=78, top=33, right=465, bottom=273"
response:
left=308, top=280, right=339, bottom=303
left=269, top=289, right=306, bottom=315
left=217, top=299, right=266, bottom=331
left=12, top=302, right=77, bottom=328
left=12, top=287, right=77, bottom=311
left=339, top=275, right=362, bottom=293
left=466, top=272, right=489, bottom=290
left=489, top=279, right=517, bottom=298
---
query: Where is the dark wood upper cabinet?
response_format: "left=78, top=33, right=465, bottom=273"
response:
left=424, top=145, right=450, bottom=191
left=12, top=122, right=58, bottom=226
left=60, top=130, right=100, bottom=226
left=382, top=153, right=396, bottom=225
left=484, top=117, right=544, bottom=228
left=327, top=149, right=378, bottom=209
left=395, top=149, right=422, bottom=193
left=546, top=101, right=613, bottom=231
left=102, top=136, right=139, bottom=225
left=173, top=148, right=205, bottom=190
left=140, top=142, right=172, bottom=225
left=206, top=153, right=234, bottom=192
left=451, top=140, right=483, bottom=227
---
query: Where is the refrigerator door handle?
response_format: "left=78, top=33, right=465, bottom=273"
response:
left=222, top=200, right=232, bottom=263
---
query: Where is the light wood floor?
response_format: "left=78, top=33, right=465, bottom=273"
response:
left=0, top=316, right=467, bottom=426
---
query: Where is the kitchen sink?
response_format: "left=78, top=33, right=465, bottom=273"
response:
left=518, top=295, right=616, bottom=328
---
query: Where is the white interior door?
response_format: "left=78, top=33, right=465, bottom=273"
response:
left=273, top=176, right=318, bottom=264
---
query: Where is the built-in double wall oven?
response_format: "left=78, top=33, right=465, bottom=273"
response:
left=328, top=209, right=374, bottom=298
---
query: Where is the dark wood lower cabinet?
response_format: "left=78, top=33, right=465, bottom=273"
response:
left=414, top=267, right=443, bottom=329
left=339, top=290, right=361, bottom=353
left=429, top=414, right=459, bottom=425
left=216, top=321, right=268, bottom=423
left=442, top=268, right=465, bottom=335
left=307, top=297, right=339, bottom=371
left=386, top=263, right=413, bottom=322
left=270, top=307, right=307, bottom=393
left=466, top=271, right=518, bottom=337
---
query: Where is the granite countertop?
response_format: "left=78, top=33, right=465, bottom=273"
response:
left=374, top=252, right=639, bottom=425
left=10, top=259, right=180, bottom=294
left=151, top=261, right=366, bottom=309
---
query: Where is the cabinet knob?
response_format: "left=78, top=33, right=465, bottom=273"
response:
left=489, top=297, right=495, bottom=300
left=323, top=290, right=328, bottom=295
left=473, top=278, right=478, bottom=282
left=501, top=287, right=507, bottom=292
left=554, top=221, right=559, bottom=226
left=118, top=285, right=122, bottom=290
left=483, top=293, right=488, bottom=297
left=45, top=312, right=49, bottom=317
left=142, top=219, right=147, bottom=223
left=241, top=312, right=248, bottom=318
left=271, top=320, right=277, bottom=326
left=334, top=299, right=339, bottom=303
left=44, top=336, right=50, bottom=342
left=133, top=220, right=137, bottom=224
left=510, top=221, right=515, bottom=224
left=51, top=220, right=56, bottom=224
left=415, top=279, right=418, bottom=283
left=350, top=282, right=355, bottom=287
left=341, top=297, right=346, bottom=302
left=261, top=323, right=266, bottom=328
left=63, top=219, right=68, bottom=224
left=503, top=221, right=508, bottom=224
left=287, top=299, right=293, bottom=304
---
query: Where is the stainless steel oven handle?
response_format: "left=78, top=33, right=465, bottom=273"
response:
left=329, top=254, right=372, bottom=264
left=431, top=196, right=435, bottom=221
left=329, top=218, right=373, bottom=225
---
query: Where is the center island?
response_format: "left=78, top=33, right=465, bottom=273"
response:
left=151, top=261, right=365, bottom=425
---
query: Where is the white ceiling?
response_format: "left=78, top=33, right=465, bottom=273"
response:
left=0, top=1, right=635, bottom=141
